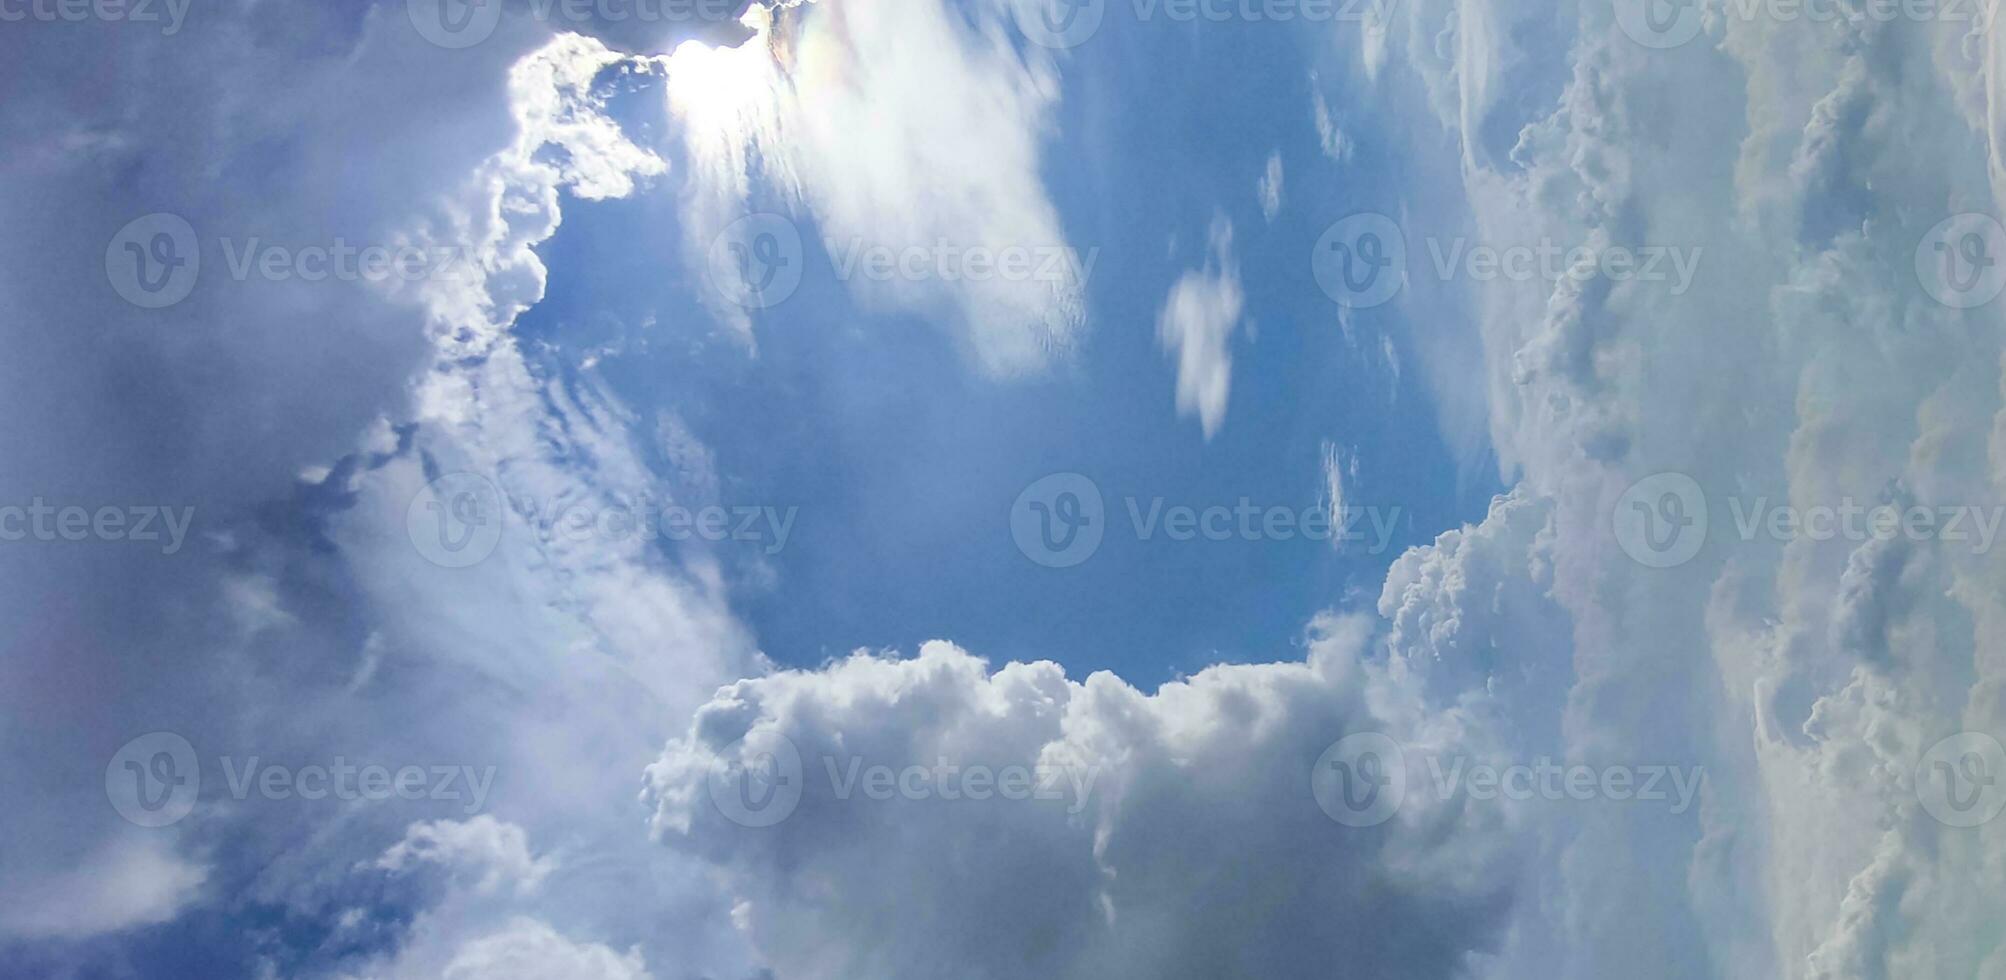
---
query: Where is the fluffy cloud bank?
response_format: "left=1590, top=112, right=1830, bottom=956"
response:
left=647, top=612, right=1525, bottom=980
left=1354, top=1, right=2006, bottom=977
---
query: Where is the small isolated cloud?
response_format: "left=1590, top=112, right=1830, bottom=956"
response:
left=1321, top=440, right=1358, bottom=549
left=1156, top=216, right=1244, bottom=440
left=1258, top=151, right=1285, bottom=221
left=1311, top=81, right=1354, bottom=161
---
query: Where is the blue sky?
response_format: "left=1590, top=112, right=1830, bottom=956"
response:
left=523, top=25, right=1498, bottom=682
left=5, top=1, right=2006, bottom=978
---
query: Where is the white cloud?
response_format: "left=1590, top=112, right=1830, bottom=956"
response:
left=1355, top=2, right=2006, bottom=976
left=647, top=618, right=1523, bottom=979
left=1259, top=150, right=1285, bottom=221
left=0, top=837, right=206, bottom=941
left=0, top=18, right=760, bottom=976
left=440, top=919, right=654, bottom=980
left=1311, top=81, right=1355, bottom=161
left=7, top=1, right=2003, bottom=978
left=1156, top=216, right=1244, bottom=440
left=665, top=0, right=1088, bottom=375
left=373, top=817, right=558, bottom=897
left=1321, top=441, right=1357, bottom=549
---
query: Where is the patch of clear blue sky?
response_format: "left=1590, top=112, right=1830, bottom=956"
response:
left=522, top=10, right=1501, bottom=686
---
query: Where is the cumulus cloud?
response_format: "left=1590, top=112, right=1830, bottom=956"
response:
left=439, top=918, right=654, bottom=980
left=1348, top=1, right=2006, bottom=976
left=373, top=817, right=559, bottom=897
left=647, top=616, right=1523, bottom=980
